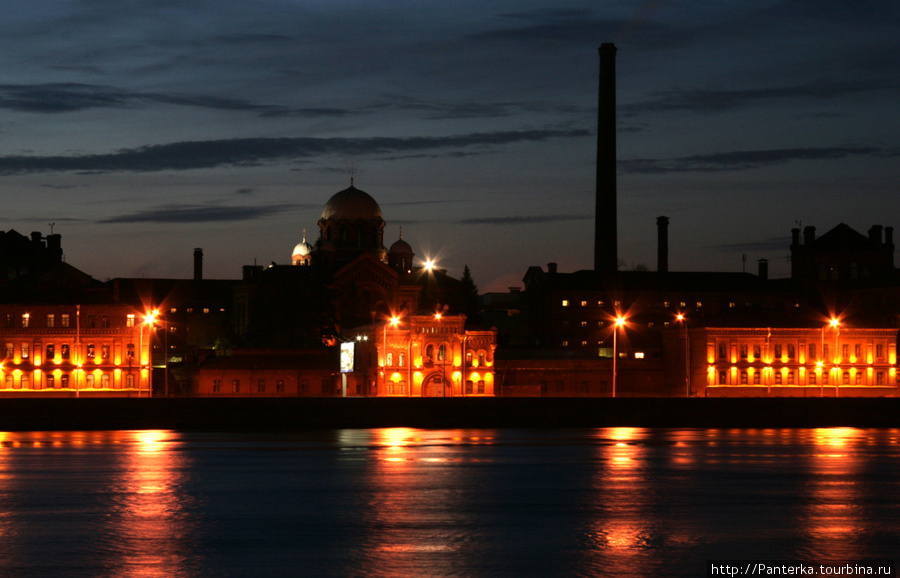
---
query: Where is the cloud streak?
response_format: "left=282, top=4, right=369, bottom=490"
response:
left=620, top=146, right=896, bottom=174
left=99, top=203, right=305, bottom=224
left=0, top=129, right=590, bottom=175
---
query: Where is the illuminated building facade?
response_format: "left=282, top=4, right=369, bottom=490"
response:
left=348, top=314, right=497, bottom=397
left=691, top=326, right=899, bottom=397
left=0, top=304, right=154, bottom=396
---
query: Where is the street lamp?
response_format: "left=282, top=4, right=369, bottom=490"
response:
left=383, top=315, right=400, bottom=395
left=829, top=317, right=841, bottom=397
left=435, top=312, right=448, bottom=396
left=140, top=309, right=158, bottom=397
left=612, top=315, right=626, bottom=398
left=676, top=313, right=690, bottom=397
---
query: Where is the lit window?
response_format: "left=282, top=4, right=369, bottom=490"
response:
left=399, top=352, right=406, bottom=367
left=101, top=344, right=110, bottom=359
left=46, top=344, right=55, bottom=359
left=47, top=314, right=55, bottom=328
left=696, top=302, right=703, bottom=308
left=729, top=302, right=736, bottom=308
left=61, top=314, right=70, bottom=328
left=21, top=314, right=29, bottom=328
left=126, top=344, right=134, bottom=358
left=581, top=340, right=588, bottom=347
left=86, top=344, right=95, bottom=359
left=561, top=300, right=569, bottom=307
left=478, top=352, right=485, bottom=366
left=877, top=344, right=884, bottom=359
left=101, top=374, right=110, bottom=388
left=213, top=379, right=221, bottom=393
left=126, top=314, right=135, bottom=328
left=386, top=352, right=393, bottom=366
left=664, top=301, right=670, bottom=308
left=125, top=374, right=134, bottom=388
left=61, top=344, right=70, bottom=359
left=62, top=374, right=70, bottom=388
left=204, top=308, right=210, bottom=314
left=21, top=344, right=29, bottom=359
left=581, top=321, right=587, bottom=327
left=580, top=301, right=587, bottom=307
left=679, top=302, right=686, bottom=308
left=86, top=374, right=95, bottom=388
left=634, top=352, right=645, bottom=359
left=232, top=379, right=240, bottom=392
left=22, top=374, right=31, bottom=389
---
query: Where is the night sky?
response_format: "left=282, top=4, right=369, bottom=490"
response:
left=2, top=1, right=898, bottom=291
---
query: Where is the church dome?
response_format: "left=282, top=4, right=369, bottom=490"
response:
left=389, top=237, right=413, bottom=255
left=320, top=185, right=382, bottom=221
left=292, top=241, right=312, bottom=258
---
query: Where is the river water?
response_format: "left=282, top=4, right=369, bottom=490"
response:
left=0, top=428, right=897, bottom=577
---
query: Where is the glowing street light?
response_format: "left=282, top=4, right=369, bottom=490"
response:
left=821, top=316, right=840, bottom=397
left=383, top=315, right=401, bottom=395
left=612, top=315, right=626, bottom=398
left=676, top=313, right=690, bottom=397
left=139, top=309, right=159, bottom=398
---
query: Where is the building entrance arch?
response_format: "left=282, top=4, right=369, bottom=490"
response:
left=422, top=372, right=450, bottom=397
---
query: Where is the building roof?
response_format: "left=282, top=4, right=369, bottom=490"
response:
left=320, top=185, right=383, bottom=221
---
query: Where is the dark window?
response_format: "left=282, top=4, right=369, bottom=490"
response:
left=46, top=344, right=55, bottom=360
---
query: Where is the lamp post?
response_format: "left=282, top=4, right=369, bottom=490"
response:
left=141, top=310, right=158, bottom=397
left=676, top=313, right=690, bottom=397
left=435, top=312, right=447, bottom=396
left=383, top=315, right=400, bottom=395
left=830, top=317, right=841, bottom=398
left=612, top=315, right=626, bottom=398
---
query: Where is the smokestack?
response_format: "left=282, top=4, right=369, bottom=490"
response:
left=193, top=248, right=203, bottom=281
left=595, top=43, right=617, bottom=274
left=656, top=216, right=669, bottom=274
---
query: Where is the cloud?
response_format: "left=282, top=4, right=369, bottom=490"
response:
left=0, top=83, right=350, bottom=117
left=624, top=79, right=900, bottom=116
left=620, top=146, right=893, bottom=174
left=99, top=203, right=305, bottom=224
left=457, top=214, right=589, bottom=225
left=0, top=129, right=590, bottom=175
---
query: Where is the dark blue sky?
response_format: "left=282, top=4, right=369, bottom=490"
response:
left=2, top=1, right=898, bottom=290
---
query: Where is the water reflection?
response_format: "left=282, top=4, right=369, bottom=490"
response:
left=0, top=430, right=202, bottom=577
left=100, top=430, right=201, bottom=577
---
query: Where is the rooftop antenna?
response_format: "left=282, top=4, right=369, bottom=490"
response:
left=49, top=222, right=55, bottom=234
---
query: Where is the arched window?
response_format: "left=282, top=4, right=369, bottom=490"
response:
left=478, top=352, right=485, bottom=366
left=398, top=352, right=405, bottom=367
left=386, top=352, right=393, bottom=367
left=425, top=344, right=434, bottom=361
left=466, top=351, right=473, bottom=364
left=438, top=344, right=446, bottom=361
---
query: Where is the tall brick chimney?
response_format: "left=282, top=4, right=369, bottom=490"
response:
left=657, top=216, right=669, bottom=274
left=595, top=43, right=617, bottom=274
left=193, top=248, right=203, bottom=281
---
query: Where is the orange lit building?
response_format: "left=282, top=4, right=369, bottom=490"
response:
left=682, top=325, right=899, bottom=397
left=347, top=314, right=497, bottom=397
left=0, top=304, right=155, bottom=396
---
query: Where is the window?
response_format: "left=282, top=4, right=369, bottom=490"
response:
left=101, top=344, right=110, bottom=359
left=740, top=344, right=748, bottom=359
left=580, top=300, right=587, bottom=307
left=787, top=345, right=795, bottom=359
left=877, top=372, right=884, bottom=385
left=301, top=380, right=309, bottom=393
left=386, top=352, right=393, bottom=367
left=466, top=352, right=473, bottom=364
left=232, top=379, right=240, bottom=393
left=86, top=374, right=95, bottom=388
left=425, top=344, right=434, bottom=361
left=126, top=344, right=134, bottom=358
left=719, top=371, right=727, bottom=385
left=753, top=372, right=761, bottom=385
left=877, top=344, right=884, bottom=359
left=823, top=372, right=829, bottom=385
left=86, top=344, right=95, bottom=359
left=854, top=344, right=862, bottom=358
left=46, top=375, right=55, bottom=389
left=21, top=314, right=30, bottom=328
left=21, top=374, right=30, bottom=389
left=4, top=314, right=11, bottom=328
left=61, top=344, right=70, bottom=359
left=823, top=344, right=829, bottom=359
left=561, top=300, right=569, bottom=307
left=581, top=321, right=587, bottom=327
left=21, top=344, right=29, bottom=359
left=87, top=315, right=95, bottom=328
left=774, top=345, right=782, bottom=359
left=753, top=344, right=761, bottom=359
left=740, top=371, right=748, bottom=384
left=4, top=375, right=11, bottom=389
left=101, top=374, right=110, bottom=388
left=774, top=373, right=782, bottom=385
left=277, top=380, right=285, bottom=393
left=101, top=315, right=110, bottom=328
left=257, top=380, right=265, bottom=393
left=809, top=343, right=816, bottom=360
left=61, top=314, right=70, bottom=328
left=46, top=314, right=55, bottom=328
left=4, top=343, right=11, bottom=358
left=61, top=374, right=70, bottom=388
left=437, top=344, right=446, bottom=362
left=842, top=344, right=849, bottom=359
left=787, top=371, right=795, bottom=385
left=842, top=372, right=850, bottom=385
left=855, top=373, right=862, bottom=385
left=477, top=380, right=485, bottom=394
left=399, top=352, right=406, bottom=367
left=126, top=314, right=135, bottom=328
left=213, top=379, right=221, bottom=393
left=478, top=352, right=486, bottom=366
left=465, top=380, right=473, bottom=394
left=718, top=342, right=727, bottom=360
left=809, top=374, right=816, bottom=385
left=46, top=344, right=55, bottom=360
